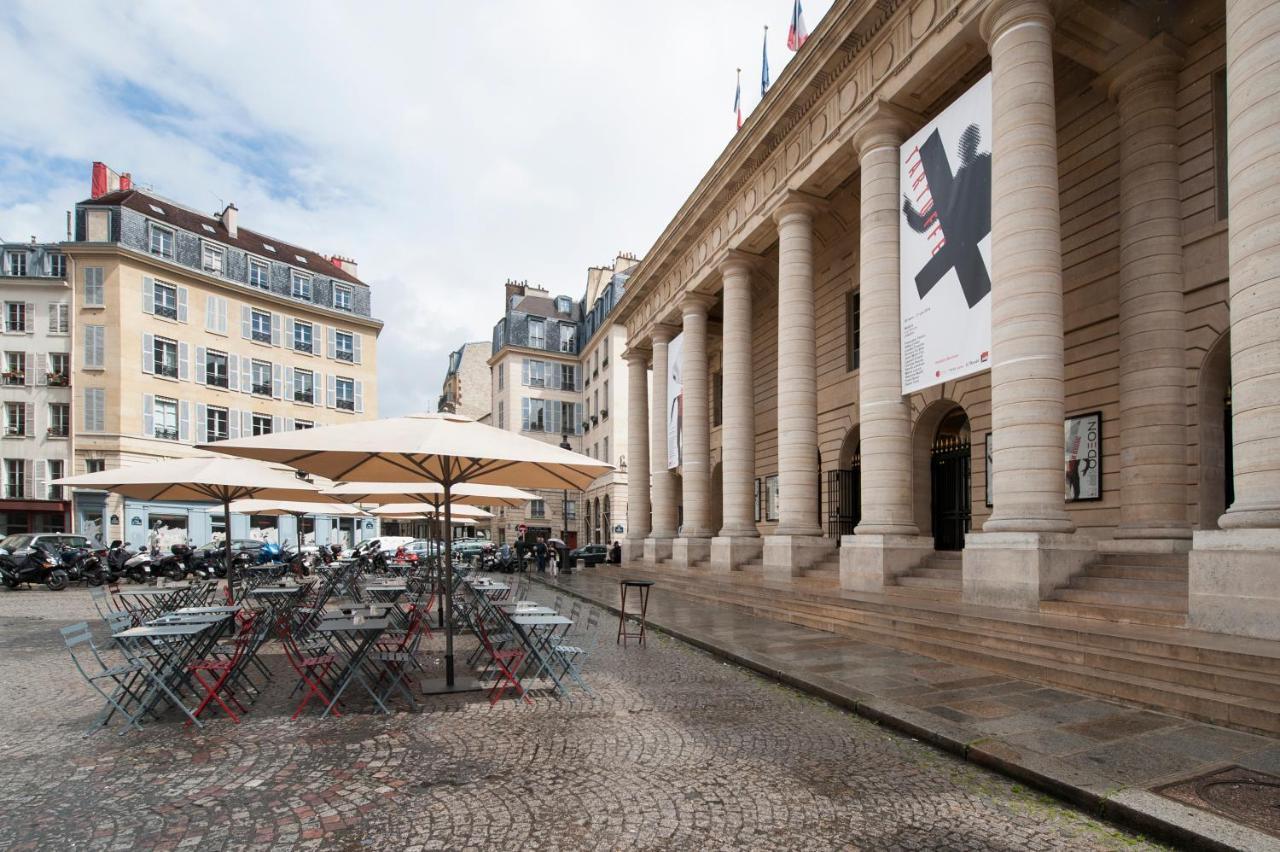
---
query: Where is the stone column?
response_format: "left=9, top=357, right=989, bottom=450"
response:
left=712, top=253, right=762, bottom=572
left=1109, top=38, right=1192, bottom=547
left=1190, top=0, right=1280, bottom=640
left=644, top=323, right=678, bottom=564
left=964, top=0, right=1093, bottom=609
left=764, top=194, right=834, bottom=577
left=842, top=103, right=935, bottom=591
left=622, top=346, right=651, bottom=563
left=673, top=293, right=715, bottom=567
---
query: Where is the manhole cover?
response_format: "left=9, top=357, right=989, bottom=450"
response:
left=1155, top=765, right=1280, bottom=838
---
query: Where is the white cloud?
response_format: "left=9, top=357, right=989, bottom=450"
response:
left=0, top=0, right=832, bottom=415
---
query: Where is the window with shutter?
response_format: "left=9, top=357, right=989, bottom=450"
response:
left=83, top=267, right=105, bottom=307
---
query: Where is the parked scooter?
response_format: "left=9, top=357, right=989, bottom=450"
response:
left=122, top=548, right=155, bottom=584
left=153, top=542, right=208, bottom=581
left=105, top=541, right=136, bottom=583
left=0, top=545, right=68, bottom=591
left=58, top=545, right=107, bottom=586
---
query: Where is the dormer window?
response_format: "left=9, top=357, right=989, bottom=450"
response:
left=249, top=257, right=270, bottom=289
left=148, top=223, right=174, bottom=258
left=201, top=224, right=216, bottom=234
left=291, top=270, right=312, bottom=299
left=333, top=284, right=352, bottom=311
left=262, top=243, right=276, bottom=253
left=554, top=296, right=572, bottom=314
left=202, top=242, right=224, bottom=274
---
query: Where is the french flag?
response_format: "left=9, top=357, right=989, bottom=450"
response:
left=733, top=69, right=743, bottom=130
left=787, top=0, right=808, bottom=51
left=91, top=162, right=132, bottom=198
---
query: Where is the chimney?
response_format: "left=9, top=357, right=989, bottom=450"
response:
left=221, top=203, right=238, bottom=238
left=329, top=255, right=358, bottom=277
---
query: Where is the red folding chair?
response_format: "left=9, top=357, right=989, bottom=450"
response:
left=281, top=634, right=339, bottom=720
left=187, top=613, right=258, bottom=724
left=475, top=617, right=530, bottom=706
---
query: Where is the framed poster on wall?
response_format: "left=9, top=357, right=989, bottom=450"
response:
left=984, top=432, right=993, bottom=507
left=765, top=475, right=780, bottom=522
left=1065, top=411, right=1102, bottom=502
left=754, top=477, right=762, bottom=522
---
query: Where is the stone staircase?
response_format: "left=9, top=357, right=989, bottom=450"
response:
left=885, top=551, right=962, bottom=602
left=1041, top=552, right=1188, bottom=627
left=599, top=561, right=1280, bottom=736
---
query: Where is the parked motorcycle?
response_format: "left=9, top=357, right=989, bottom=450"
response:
left=0, top=545, right=69, bottom=591
left=153, top=542, right=208, bottom=581
left=105, top=541, right=136, bottom=583
left=59, top=545, right=107, bottom=586
left=122, top=548, right=155, bottom=584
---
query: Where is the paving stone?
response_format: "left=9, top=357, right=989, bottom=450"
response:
left=0, top=586, right=1165, bottom=850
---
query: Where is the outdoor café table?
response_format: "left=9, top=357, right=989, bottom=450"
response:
left=363, top=585, right=409, bottom=627
left=315, top=616, right=393, bottom=717
left=508, top=614, right=575, bottom=696
left=112, top=619, right=227, bottom=718
left=116, top=584, right=193, bottom=620
left=246, top=585, right=309, bottom=637
left=498, top=603, right=557, bottom=617
left=174, top=605, right=241, bottom=616
left=242, top=564, right=287, bottom=591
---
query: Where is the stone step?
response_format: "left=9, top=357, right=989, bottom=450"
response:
left=913, top=567, right=963, bottom=580
left=1092, top=551, right=1189, bottom=568
left=1069, top=575, right=1186, bottom=594
left=896, top=575, right=962, bottom=590
left=883, top=584, right=962, bottom=602
left=1086, top=563, right=1189, bottom=581
left=627, top=577, right=1279, bottom=734
left=615, top=563, right=1280, bottom=678
left=612, top=570, right=1279, bottom=735
left=1039, top=599, right=1189, bottom=628
left=1048, top=587, right=1188, bottom=611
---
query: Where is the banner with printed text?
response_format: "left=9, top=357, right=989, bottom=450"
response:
left=900, top=73, right=993, bottom=394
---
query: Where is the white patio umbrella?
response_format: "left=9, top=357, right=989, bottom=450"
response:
left=201, top=412, right=612, bottom=690
left=229, top=499, right=369, bottom=549
left=325, top=481, right=536, bottom=547
left=54, top=456, right=333, bottom=601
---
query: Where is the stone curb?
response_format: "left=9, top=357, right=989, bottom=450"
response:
left=534, top=574, right=1280, bottom=852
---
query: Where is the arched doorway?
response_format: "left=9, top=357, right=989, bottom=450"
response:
left=1198, top=332, right=1233, bottom=528
left=930, top=407, right=971, bottom=551
left=603, top=495, right=612, bottom=543
left=592, top=497, right=602, bottom=544
left=827, top=427, right=860, bottom=539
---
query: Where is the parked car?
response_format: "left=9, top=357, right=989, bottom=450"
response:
left=568, top=543, right=610, bottom=567
left=371, top=536, right=416, bottom=557
left=394, top=539, right=442, bottom=563
left=452, top=538, right=493, bottom=560
left=0, top=533, right=97, bottom=557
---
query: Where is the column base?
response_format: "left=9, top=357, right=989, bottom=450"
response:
left=962, top=532, right=1094, bottom=611
left=840, top=535, right=934, bottom=592
left=1189, top=529, right=1280, bottom=640
left=710, top=536, right=762, bottom=574
left=621, top=538, right=648, bottom=564
left=763, top=535, right=835, bottom=580
left=643, top=537, right=673, bottom=565
left=671, top=537, right=712, bottom=569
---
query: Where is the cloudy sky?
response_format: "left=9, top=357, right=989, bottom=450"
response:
left=0, top=0, right=832, bottom=416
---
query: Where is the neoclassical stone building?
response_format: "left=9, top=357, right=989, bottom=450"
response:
left=616, top=0, right=1279, bottom=641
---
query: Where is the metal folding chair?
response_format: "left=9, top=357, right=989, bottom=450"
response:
left=551, top=607, right=600, bottom=696
left=61, top=622, right=150, bottom=736
left=281, top=633, right=340, bottom=720
left=475, top=616, right=530, bottom=705
left=105, top=612, right=205, bottom=728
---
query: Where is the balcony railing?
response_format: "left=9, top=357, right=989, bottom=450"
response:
left=154, top=428, right=179, bottom=441
left=46, top=373, right=69, bottom=387
left=252, top=382, right=272, bottom=396
left=207, top=374, right=229, bottom=389
left=2, top=372, right=24, bottom=386
left=336, top=350, right=354, bottom=363
left=336, top=399, right=355, bottom=411
left=6, top=425, right=26, bottom=437
left=46, top=426, right=69, bottom=438
left=156, top=363, right=178, bottom=379
left=252, top=330, right=272, bottom=344
left=155, top=304, right=178, bottom=320
left=295, top=391, right=314, bottom=404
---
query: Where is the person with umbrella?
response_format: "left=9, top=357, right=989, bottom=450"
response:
left=534, top=537, right=548, bottom=574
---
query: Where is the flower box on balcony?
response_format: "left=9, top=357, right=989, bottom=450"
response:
left=46, top=373, right=70, bottom=387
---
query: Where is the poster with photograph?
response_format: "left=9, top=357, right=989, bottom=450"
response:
left=667, top=332, right=684, bottom=470
left=900, top=73, right=993, bottom=394
left=754, top=477, right=762, bottom=522
left=1064, top=412, right=1102, bottom=501
left=765, top=475, right=780, bottom=522
left=984, top=432, right=993, bottom=507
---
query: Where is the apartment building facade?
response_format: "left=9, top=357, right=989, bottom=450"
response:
left=437, top=341, right=491, bottom=420
left=0, top=242, right=73, bottom=534
left=64, top=181, right=382, bottom=548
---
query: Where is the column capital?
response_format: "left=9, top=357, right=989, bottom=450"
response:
left=980, top=0, right=1054, bottom=47
left=621, top=345, right=651, bottom=365
left=849, top=99, right=921, bottom=157
left=771, top=190, right=827, bottom=226
left=681, top=291, right=717, bottom=316
left=1101, top=34, right=1185, bottom=103
left=648, top=321, right=681, bottom=345
left=716, top=248, right=764, bottom=277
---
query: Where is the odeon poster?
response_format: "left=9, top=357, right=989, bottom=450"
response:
left=667, top=331, right=684, bottom=470
left=899, top=73, right=993, bottom=394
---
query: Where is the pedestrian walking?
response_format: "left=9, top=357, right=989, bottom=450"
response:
left=534, top=537, right=547, bottom=574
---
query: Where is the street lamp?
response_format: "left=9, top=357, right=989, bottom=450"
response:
left=559, top=433, right=572, bottom=549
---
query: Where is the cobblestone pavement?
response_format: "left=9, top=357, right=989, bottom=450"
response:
left=0, top=586, right=1166, bottom=851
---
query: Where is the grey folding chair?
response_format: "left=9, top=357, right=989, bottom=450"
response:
left=550, top=607, right=600, bottom=696
left=105, top=613, right=204, bottom=729
left=61, top=622, right=149, bottom=736
left=88, top=586, right=117, bottom=622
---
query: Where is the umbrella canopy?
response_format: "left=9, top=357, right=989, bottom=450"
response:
left=228, top=498, right=368, bottom=518
left=324, top=481, right=537, bottom=507
left=200, top=412, right=613, bottom=490
left=370, top=503, right=494, bottom=520
left=53, top=456, right=333, bottom=602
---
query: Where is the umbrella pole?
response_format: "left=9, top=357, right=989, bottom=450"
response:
left=224, top=497, right=235, bottom=604
left=443, top=483, right=455, bottom=686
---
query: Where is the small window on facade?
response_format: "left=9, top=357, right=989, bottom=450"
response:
left=202, top=243, right=224, bottom=274
left=251, top=309, right=272, bottom=343
left=154, top=397, right=178, bottom=441
left=529, top=360, right=545, bottom=387
left=561, top=364, right=575, bottom=389
left=206, top=406, right=229, bottom=442
left=5, top=302, right=26, bottom=332
left=333, top=285, right=353, bottom=311
left=5, top=402, right=26, bottom=436
left=249, top=258, right=271, bottom=289
left=4, top=351, right=25, bottom=384
left=149, top=223, right=174, bottom=257
left=4, top=251, right=26, bottom=276
left=560, top=323, right=576, bottom=352
left=48, top=352, right=70, bottom=383
left=48, top=254, right=65, bottom=277
left=205, top=350, right=229, bottom=388
left=293, top=320, right=313, bottom=352
left=528, top=318, right=545, bottom=349
left=846, top=290, right=860, bottom=372
left=291, top=270, right=312, bottom=299
left=335, top=330, right=354, bottom=362
left=336, top=377, right=355, bottom=411
left=48, top=402, right=70, bottom=437
left=252, top=413, right=273, bottom=436
left=153, top=280, right=178, bottom=320
left=251, top=360, right=272, bottom=396
left=294, top=369, right=314, bottom=403
left=83, top=267, right=105, bottom=306
left=153, top=336, right=178, bottom=378
left=294, top=419, right=314, bottom=430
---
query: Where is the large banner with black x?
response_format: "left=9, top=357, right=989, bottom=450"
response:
left=899, top=73, right=993, bottom=395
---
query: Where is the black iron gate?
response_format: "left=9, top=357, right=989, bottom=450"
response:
left=931, top=436, right=970, bottom=551
left=826, top=461, right=861, bottom=540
